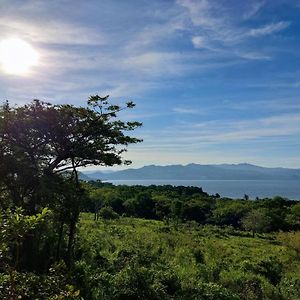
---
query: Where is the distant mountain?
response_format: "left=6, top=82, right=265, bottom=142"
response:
left=78, top=171, right=92, bottom=181
left=83, top=163, right=300, bottom=181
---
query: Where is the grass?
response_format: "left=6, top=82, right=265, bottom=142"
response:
left=77, top=213, right=300, bottom=299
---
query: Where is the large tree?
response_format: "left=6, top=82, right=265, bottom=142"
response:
left=0, top=94, right=142, bottom=269
left=0, top=95, right=141, bottom=207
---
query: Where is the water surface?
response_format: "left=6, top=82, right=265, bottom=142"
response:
left=105, top=180, right=300, bottom=200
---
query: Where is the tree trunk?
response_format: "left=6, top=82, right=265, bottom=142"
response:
left=66, top=218, right=76, bottom=268
left=56, top=221, right=64, bottom=261
left=66, top=157, right=80, bottom=269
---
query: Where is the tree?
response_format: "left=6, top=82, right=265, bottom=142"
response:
left=0, top=94, right=142, bottom=269
left=0, top=96, right=141, bottom=208
left=285, top=202, right=300, bottom=229
left=99, top=206, right=119, bottom=220
left=89, top=188, right=105, bottom=221
left=259, top=197, right=290, bottom=231
left=124, top=192, right=155, bottom=219
left=212, top=200, right=250, bottom=227
left=241, top=209, right=271, bottom=237
left=181, top=198, right=213, bottom=224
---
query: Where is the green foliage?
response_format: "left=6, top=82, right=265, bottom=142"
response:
left=83, top=183, right=299, bottom=234
left=75, top=214, right=300, bottom=299
left=0, top=209, right=81, bottom=299
left=99, top=206, right=119, bottom=220
left=0, top=95, right=141, bottom=297
left=220, top=270, right=268, bottom=300
left=241, top=209, right=272, bottom=236
left=124, top=192, right=156, bottom=218
left=0, top=207, right=51, bottom=268
left=277, top=231, right=300, bottom=255
left=212, top=200, right=250, bottom=227
left=279, top=277, right=300, bottom=300
left=286, top=202, right=300, bottom=229
left=181, top=197, right=213, bottom=223
left=241, top=256, right=283, bottom=285
left=0, top=266, right=82, bottom=299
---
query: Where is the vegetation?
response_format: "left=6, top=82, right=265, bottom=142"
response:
left=84, top=182, right=299, bottom=233
left=0, top=96, right=299, bottom=299
left=75, top=214, right=300, bottom=300
left=0, top=95, right=141, bottom=298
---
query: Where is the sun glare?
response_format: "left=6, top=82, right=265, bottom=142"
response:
left=0, top=38, right=39, bottom=75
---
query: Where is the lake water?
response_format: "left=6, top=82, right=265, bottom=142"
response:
left=105, top=180, right=300, bottom=200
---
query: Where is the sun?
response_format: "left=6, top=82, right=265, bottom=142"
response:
left=0, top=38, right=39, bottom=75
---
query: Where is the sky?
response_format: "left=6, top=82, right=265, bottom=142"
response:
left=1, top=0, right=300, bottom=169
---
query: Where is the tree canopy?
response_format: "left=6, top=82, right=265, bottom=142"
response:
left=0, top=94, right=142, bottom=282
left=0, top=95, right=142, bottom=210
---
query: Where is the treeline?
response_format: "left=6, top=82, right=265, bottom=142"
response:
left=84, top=181, right=300, bottom=234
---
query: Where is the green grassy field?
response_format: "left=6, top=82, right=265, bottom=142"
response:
left=76, top=213, right=300, bottom=299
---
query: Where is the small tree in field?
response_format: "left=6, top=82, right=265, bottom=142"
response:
left=241, top=209, right=271, bottom=237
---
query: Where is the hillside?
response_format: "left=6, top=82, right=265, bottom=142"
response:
left=85, top=163, right=300, bottom=180
left=78, top=214, right=300, bottom=299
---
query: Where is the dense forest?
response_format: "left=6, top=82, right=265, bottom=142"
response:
left=0, top=97, right=300, bottom=299
left=84, top=181, right=300, bottom=233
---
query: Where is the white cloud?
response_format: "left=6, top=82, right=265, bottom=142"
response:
left=249, top=21, right=290, bottom=37
left=1, top=0, right=289, bottom=106
left=243, top=1, right=266, bottom=19
left=177, top=0, right=221, bottom=28
left=235, top=51, right=271, bottom=60
left=135, top=113, right=300, bottom=152
left=191, top=36, right=207, bottom=49
left=173, top=107, right=200, bottom=114
left=177, top=0, right=290, bottom=60
left=126, top=18, right=185, bottom=51
left=0, top=17, right=107, bottom=46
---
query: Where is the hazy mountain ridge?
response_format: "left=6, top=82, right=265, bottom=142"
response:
left=83, top=163, right=300, bottom=181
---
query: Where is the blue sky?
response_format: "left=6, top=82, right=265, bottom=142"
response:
left=1, top=0, right=300, bottom=169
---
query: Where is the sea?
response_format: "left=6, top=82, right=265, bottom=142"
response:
left=104, top=180, right=300, bottom=200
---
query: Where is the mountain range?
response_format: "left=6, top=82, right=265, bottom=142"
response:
left=81, top=163, right=300, bottom=181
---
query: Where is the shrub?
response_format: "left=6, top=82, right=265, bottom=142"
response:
left=277, top=231, right=300, bottom=255
left=241, top=257, right=283, bottom=285
left=220, top=269, right=266, bottom=300
left=179, top=282, right=239, bottom=300
left=0, top=269, right=81, bottom=300
left=99, top=206, right=119, bottom=220
left=193, top=248, right=205, bottom=264
left=279, top=277, right=300, bottom=300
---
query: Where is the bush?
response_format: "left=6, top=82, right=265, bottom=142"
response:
left=220, top=269, right=267, bottom=300
left=99, top=206, right=119, bottom=220
left=152, top=268, right=182, bottom=297
left=111, top=265, right=157, bottom=299
left=277, top=231, right=300, bottom=255
left=193, top=248, right=205, bottom=264
left=179, top=282, right=239, bottom=300
left=241, top=257, right=283, bottom=285
left=0, top=269, right=81, bottom=300
left=279, top=277, right=300, bottom=300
